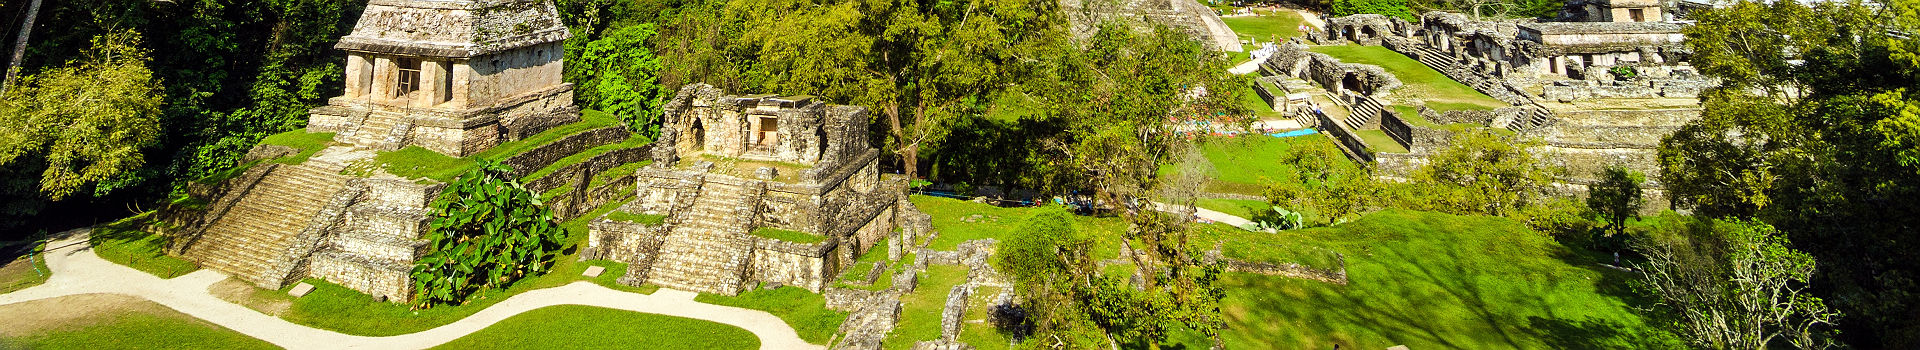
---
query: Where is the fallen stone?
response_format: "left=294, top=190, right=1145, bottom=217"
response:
left=289, top=283, right=315, bottom=298
left=583, top=265, right=605, bottom=278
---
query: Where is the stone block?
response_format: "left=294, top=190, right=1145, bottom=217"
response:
left=289, top=283, right=316, bottom=297
left=583, top=265, right=605, bottom=277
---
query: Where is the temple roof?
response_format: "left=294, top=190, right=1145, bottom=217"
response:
left=1520, top=21, right=1685, bottom=35
left=335, top=0, right=570, bottom=58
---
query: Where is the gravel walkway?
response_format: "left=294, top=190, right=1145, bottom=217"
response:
left=0, top=230, right=819, bottom=350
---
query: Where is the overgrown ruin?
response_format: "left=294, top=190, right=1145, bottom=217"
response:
left=1265, top=1, right=1714, bottom=207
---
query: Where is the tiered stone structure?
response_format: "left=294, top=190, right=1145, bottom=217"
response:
left=1276, top=1, right=1714, bottom=209
left=585, top=84, right=904, bottom=295
left=169, top=0, right=638, bottom=301
left=306, top=0, right=579, bottom=156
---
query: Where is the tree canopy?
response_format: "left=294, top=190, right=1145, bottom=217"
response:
left=0, top=30, right=163, bottom=200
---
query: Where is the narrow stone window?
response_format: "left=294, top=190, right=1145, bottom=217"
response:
left=395, top=57, right=421, bottom=97
left=1629, top=9, right=1645, bottom=22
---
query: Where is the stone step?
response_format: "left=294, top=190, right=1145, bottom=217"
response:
left=183, top=162, right=351, bottom=289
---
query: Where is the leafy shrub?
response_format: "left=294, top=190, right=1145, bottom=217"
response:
left=410, top=161, right=565, bottom=308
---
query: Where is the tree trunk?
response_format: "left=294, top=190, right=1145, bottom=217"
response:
left=2, top=0, right=44, bottom=95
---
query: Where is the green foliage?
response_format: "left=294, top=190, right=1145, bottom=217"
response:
left=1631, top=216, right=1839, bottom=349
left=1333, top=0, right=1415, bottom=21
left=410, top=161, right=565, bottom=308
left=1586, top=166, right=1645, bottom=237
left=1660, top=2, right=1920, bottom=345
left=1195, top=209, right=1681, bottom=349
left=0, top=30, right=163, bottom=200
left=1608, top=65, right=1638, bottom=80
left=576, top=24, right=667, bottom=137
left=1262, top=135, right=1378, bottom=226
left=693, top=286, right=847, bottom=344
left=1408, top=129, right=1559, bottom=217
left=6, top=300, right=279, bottom=350
left=430, top=305, right=760, bottom=350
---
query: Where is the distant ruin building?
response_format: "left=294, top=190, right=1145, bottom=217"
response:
left=1266, top=1, right=1716, bottom=209
left=308, top=0, right=579, bottom=155
left=584, top=84, right=906, bottom=295
left=1062, top=0, right=1242, bottom=51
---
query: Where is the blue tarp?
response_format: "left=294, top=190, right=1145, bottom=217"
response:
left=1270, top=128, right=1319, bottom=138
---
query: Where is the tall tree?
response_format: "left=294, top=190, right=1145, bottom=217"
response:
left=1586, top=165, right=1645, bottom=237
left=1632, top=216, right=1839, bottom=349
left=0, top=30, right=163, bottom=200
left=1659, top=1, right=1920, bottom=346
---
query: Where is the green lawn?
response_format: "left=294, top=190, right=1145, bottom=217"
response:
left=2, top=301, right=277, bottom=350
left=1238, top=84, right=1284, bottom=120
left=430, top=305, right=759, bottom=350
left=884, top=264, right=969, bottom=350
left=1184, top=135, right=1357, bottom=196
left=958, top=285, right=1012, bottom=350
left=1222, top=10, right=1305, bottom=43
left=1308, top=45, right=1507, bottom=111
left=694, top=285, right=846, bottom=344
left=908, top=196, right=1128, bottom=259
left=1189, top=209, right=1681, bottom=349
left=258, top=129, right=339, bottom=165
left=90, top=213, right=199, bottom=279
left=376, top=110, right=625, bottom=182
left=0, top=241, right=49, bottom=294
left=1356, top=129, right=1409, bottom=153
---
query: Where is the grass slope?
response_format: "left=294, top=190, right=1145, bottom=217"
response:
left=0, top=298, right=277, bottom=350
left=430, top=305, right=759, bottom=350
left=0, top=241, right=49, bottom=294
left=694, top=286, right=846, bottom=344
left=1186, top=135, right=1356, bottom=196
left=884, top=264, right=969, bottom=350
left=90, top=213, right=199, bottom=279
left=1222, top=10, right=1305, bottom=43
left=1198, top=209, right=1680, bottom=349
left=1308, top=45, right=1507, bottom=111
left=378, top=110, right=624, bottom=182
left=258, top=129, right=339, bottom=165
left=908, top=196, right=1128, bottom=259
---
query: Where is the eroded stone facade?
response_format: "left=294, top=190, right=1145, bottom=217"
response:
left=585, top=84, right=905, bottom=295
left=307, top=0, right=579, bottom=156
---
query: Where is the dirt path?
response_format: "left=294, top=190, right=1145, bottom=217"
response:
left=0, top=230, right=820, bottom=350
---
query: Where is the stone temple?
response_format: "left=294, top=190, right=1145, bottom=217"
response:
left=165, top=0, right=645, bottom=301
left=308, top=0, right=579, bottom=155
left=585, top=84, right=906, bottom=295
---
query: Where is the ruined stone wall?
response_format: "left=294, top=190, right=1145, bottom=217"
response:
left=503, top=126, right=629, bottom=179
left=466, top=42, right=567, bottom=103
left=750, top=239, right=836, bottom=291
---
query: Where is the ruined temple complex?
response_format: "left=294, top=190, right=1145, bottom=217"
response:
left=163, top=0, right=904, bottom=301
left=1257, top=1, right=1715, bottom=205
left=584, top=84, right=905, bottom=295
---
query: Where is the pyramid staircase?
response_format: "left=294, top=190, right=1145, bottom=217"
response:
left=337, top=111, right=413, bottom=151
left=643, top=179, right=761, bottom=295
left=181, top=158, right=357, bottom=289
left=1343, top=96, right=1387, bottom=130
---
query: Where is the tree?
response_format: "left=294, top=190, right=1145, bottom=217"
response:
left=0, top=30, right=163, bottom=200
left=1658, top=2, right=1920, bottom=345
left=1410, top=129, right=1558, bottom=217
left=1632, top=216, right=1839, bottom=349
left=1016, top=23, right=1242, bottom=348
left=410, top=161, right=565, bottom=308
left=576, top=24, right=667, bottom=137
left=1586, top=166, right=1644, bottom=237
left=1333, top=0, right=1415, bottom=21
left=1265, top=137, right=1377, bottom=226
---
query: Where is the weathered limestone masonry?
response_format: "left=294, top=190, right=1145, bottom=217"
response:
left=168, top=0, right=646, bottom=301
left=1297, top=4, right=1712, bottom=208
left=585, top=84, right=905, bottom=295
left=1060, top=0, right=1241, bottom=51
left=307, top=0, right=579, bottom=156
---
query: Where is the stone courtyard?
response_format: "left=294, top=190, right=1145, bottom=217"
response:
left=1256, top=1, right=1715, bottom=209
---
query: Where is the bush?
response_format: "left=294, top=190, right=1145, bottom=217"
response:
left=410, top=161, right=565, bottom=308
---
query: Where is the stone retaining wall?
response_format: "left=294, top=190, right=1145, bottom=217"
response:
left=503, top=126, right=630, bottom=180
